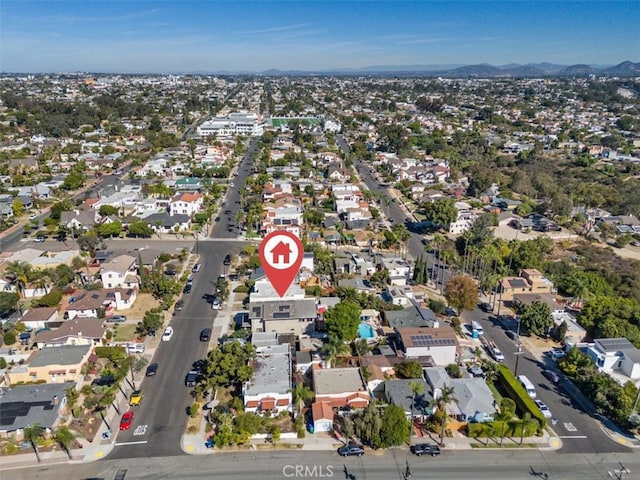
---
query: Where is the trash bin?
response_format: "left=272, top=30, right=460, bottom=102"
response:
left=308, top=424, right=315, bottom=434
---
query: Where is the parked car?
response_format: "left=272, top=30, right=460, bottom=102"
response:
left=145, top=363, right=158, bottom=377
left=129, top=390, right=143, bottom=406
left=162, top=326, right=174, bottom=341
left=505, top=330, right=519, bottom=341
left=34, top=236, right=46, bottom=243
left=127, top=343, right=145, bottom=354
left=192, top=263, right=202, bottom=273
left=108, top=315, right=127, bottom=323
left=200, top=328, right=212, bottom=342
left=467, top=366, right=485, bottom=378
left=164, top=269, right=177, bottom=276
left=183, top=284, right=192, bottom=294
left=119, top=411, right=134, bottom=430
left=542, top=369, right=560, bottom=383
left=91, top=375, right=115, bottom=388
left=337, top=444, right=365, bottom=457
left=185, top=370, right=198, bottom=387
left=211, top=298, right=222, bottom=310
left=223, top=254, right=232, bottom=265
left=174, top=300, right=184, bottom=313
left=546, top=349, right=566, bottom=361
left=479, top=302, right=492, bottom=313
left=411, top=443, right=441, bottom=457
left=535, top=399, right=553, bottom=418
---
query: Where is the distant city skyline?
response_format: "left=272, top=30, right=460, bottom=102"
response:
left=1, top=0, right=638, bottom=74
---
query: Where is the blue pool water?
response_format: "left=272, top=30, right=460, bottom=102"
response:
left=358, top=323, right=375, bottom=339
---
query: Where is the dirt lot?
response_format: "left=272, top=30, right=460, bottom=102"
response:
left=113, top=292, right=160, bottom=321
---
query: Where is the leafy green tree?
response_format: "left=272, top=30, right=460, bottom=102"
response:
left=0, top=291, right=19, bottom=316
left=423, top=198, right=458, bottom=229
left=33, top=289, right=63, bottom=308
left=520, top=301, right=553, bottom=336
left=353, top=401, right=384, bottom=448
left=0, top=357, right=6, bottom=369
left=11, top=198, right=24, bottom=217
left=496, top=398, right=516, bottom=446
left=76, top=235, right=102, bottom=256
left=3, top=330, right=16, bottom=345
left=127, top=220, right=153, bottom=238
left=444, top=275, right=479, bottom=315
left=290, top=382, right=315, bottom=417
left=98, top=205, right=119, bottom=217
left=395, top=360, right=423, bottom=379
left=380, top=404, right=410, bottom=447
left=98, top=221, right=122, bottom=238
left=553, top=320, right=568, bottom=343
left=136, top=308, right=163, bottom=336
left=62, top=168, right=85, bottom=190
left=324, top=301, right=361, bottom=342
left=49, top=199, right=74, bottom=220
left=204, top=341, right=256, bottom=388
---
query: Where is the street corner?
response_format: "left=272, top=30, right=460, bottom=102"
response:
left=181, top=434, right=213, bottom=455
left=547, top=437, right=563, bottom=450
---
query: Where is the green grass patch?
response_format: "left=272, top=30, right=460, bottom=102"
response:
left=256, top=442, right=303, bottom=450
left=113, top=324, right=138, bottom=342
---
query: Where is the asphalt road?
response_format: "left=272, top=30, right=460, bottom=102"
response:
left=466, top=307, right=630, bottom=454
left=106, top=139, right=257, bottom=459
left=5, top=450, right=639, bottom=480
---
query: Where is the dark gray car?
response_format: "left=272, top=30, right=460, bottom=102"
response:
left=337, top=444, right=365, bottom=457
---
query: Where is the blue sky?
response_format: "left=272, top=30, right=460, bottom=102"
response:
left=1, top=1, right=638, bottom=73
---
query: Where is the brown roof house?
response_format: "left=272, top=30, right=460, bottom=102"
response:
left=33, top=318, right=106, bottom=349
left=18, top=307, right=59, bottom=330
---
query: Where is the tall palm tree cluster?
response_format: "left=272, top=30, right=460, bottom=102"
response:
left=23, top=423, right=77, bottom=462
left=4, top=259, right=79, bottom=303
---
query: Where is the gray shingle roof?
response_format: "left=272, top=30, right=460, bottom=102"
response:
left=0, top=382, right=75, bottom=431
left=29, top=344, right=91, bottom=367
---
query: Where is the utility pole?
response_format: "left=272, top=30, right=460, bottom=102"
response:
left=514, top=343, right=524, bottom=377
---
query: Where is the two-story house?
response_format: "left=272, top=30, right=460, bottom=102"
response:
left=100, top=255, right=138, bottom=289
left=169, top=192, right=203, bottom=217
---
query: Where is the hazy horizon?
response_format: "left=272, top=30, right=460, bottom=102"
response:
left=1, top=0, right=638, bottom=74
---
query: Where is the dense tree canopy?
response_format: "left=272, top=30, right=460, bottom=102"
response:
left=324, top=301, right=362, bottom=342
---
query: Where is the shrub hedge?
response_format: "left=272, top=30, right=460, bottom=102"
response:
left=495, top=364, right=546, bottom=432
left=467, top=420, right=537, bottom=438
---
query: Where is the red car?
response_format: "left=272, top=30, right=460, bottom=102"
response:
left=120, top=411, right=134, bottom=431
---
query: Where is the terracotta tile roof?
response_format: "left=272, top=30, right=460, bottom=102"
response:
left=312, top=401, right=334, bottom=422
left=261, top=398, right=276, bottom=410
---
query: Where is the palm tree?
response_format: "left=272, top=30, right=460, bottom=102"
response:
left=429, top=384, right=458, bottom=446
left=408, top=380, right=425, bottom=441
left=23, top=423, right=45, bottom=462
left=496, top=398, right=516, bottom=447
left=32, top=270, right=50, bottom=295
left=5, top=260, right=32, bottom=298
left=322, top=336, right=351, bottom=368
left=65, top=386, right=80, bottom=417
left=517, top=412, right=535, bottom=445
left=53, top=425, right=76, bottom=459
left=392, top=224, right=410, bottom=259
left=290, top=382, right=314, bottom=418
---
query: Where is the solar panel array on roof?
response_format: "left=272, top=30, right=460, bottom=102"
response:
left=597, top=338, right=634, bottom=351
left=410, top=334, right=456, bottom=347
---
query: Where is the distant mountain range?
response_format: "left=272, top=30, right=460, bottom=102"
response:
left=253, top=61, right=640, bottom=77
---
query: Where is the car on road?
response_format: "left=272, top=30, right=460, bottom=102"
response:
left=192, top=263, right=202, bottom=273
left=174, top=300, right=184, bottom=313
left=129, top=390, right=143, bottom=406
left=108, top=315, right=127, bottom=323
left=29, top=213, right=38, bottom=220
left=211, top=297, right=222, bottom=310
left=337, top=444, right=365, bottom=457
left=162, top=326, right=174, bottom=341
left=535, top=399, right=553, bottom=418
left=223, top=254, right=232, bottom=265
left=183, top=284, right=192, bottom=294
left=200, top=328, right=212, bottom=342
left=542, top=369, right=560, bottom=383
left=145, top=363, right=158, bottom=377
left=185, top=370, right=198, bottom=387
left=186, top=276, right=194, bottom=285
left=119, top=411, right=134, bottom=430
left=411, top=443, right=441, bottom=457
left=34, top=236, right=46, bottom=243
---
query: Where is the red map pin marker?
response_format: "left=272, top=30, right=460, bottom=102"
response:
left=259, top=231, right=304, bottom=298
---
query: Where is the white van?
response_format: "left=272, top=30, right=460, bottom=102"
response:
left=517, top=374, right=537, bottom=399
left=471, top=320, right=484, bottom=336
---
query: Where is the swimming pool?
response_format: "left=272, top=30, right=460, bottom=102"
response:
left=358, top=323, right=375, bottom=339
